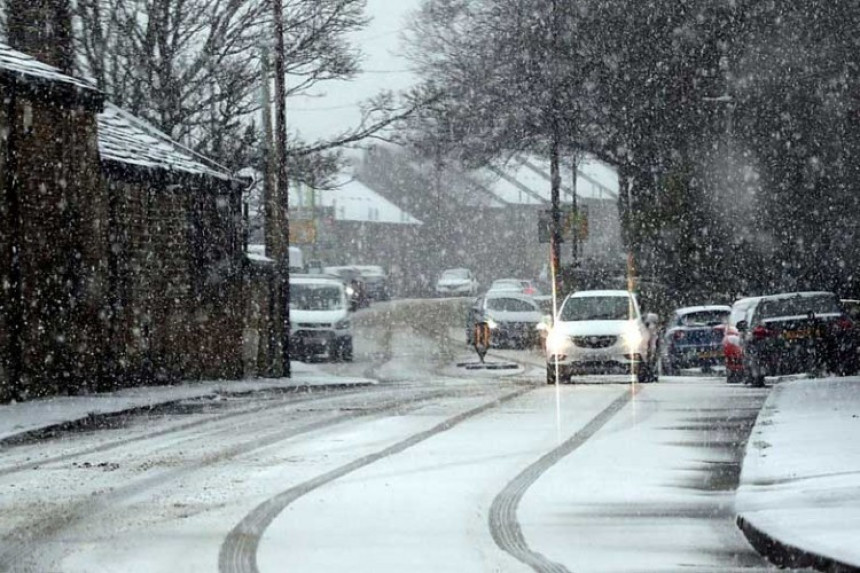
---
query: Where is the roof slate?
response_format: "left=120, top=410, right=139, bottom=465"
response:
left=0, top=42, right=102, bottom=108
left=98, top=103, right=233, bottom=181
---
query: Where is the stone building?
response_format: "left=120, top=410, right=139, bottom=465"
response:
left=0, top=43, right=108, bottom=401
left=0, top=44, right=245, bottom=402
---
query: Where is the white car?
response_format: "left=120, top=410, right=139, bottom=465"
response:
left=435, top=268, right=479, bottom=297
left=545, top=290, right=658, bottom=384
left=289, top=275, right=353, bottom=361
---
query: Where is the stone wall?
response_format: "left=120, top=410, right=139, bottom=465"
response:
left=0, top=87, right=108, bottom=401
left=1, top=83, right=246, bottom=402
left=104, top=173, right=245, bottom=387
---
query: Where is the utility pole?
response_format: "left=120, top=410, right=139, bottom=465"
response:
left=570, top=152, right=579, bottom=271
left=548, top=0, right=562, bottom=299
left=260, top=44, right=282, bottom=377
left=272, top=0, right=291, bottom=377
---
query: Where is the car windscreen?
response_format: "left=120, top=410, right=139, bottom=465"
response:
left=492, top=280, right=521, bottom=288
left=442, top=269, right=468, bottom=279
left=486, top=297, right=537, bottom=312
left=560, top=296, right=631, bottom=321
left=757, top=295, right=841, bottom=320
left=290, top=285, right=344, bottom=311
left=680, top=310, right=729, bottom=326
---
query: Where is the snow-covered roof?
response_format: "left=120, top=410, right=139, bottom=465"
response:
left=0, top=43, right=102, bottom=108
left=675, top=305, right=732, bottom=315
left=570, top=289, right=631, bottom=298
left=470, top=154, right=619, bottom=207
left=291, top=175, right=422, bottom=225
left=98, top=103, right=233, bottom=181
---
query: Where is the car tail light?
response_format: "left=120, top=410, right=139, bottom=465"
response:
left=523, top=287, right=536, bottom=295
left=673, top=331, right=685, bottom=340
left=837, top=316, right=854, bottom=330
left=753, top=326, right=773, bottom=340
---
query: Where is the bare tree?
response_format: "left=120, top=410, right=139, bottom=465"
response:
left=71, top=0, right=424, bottom=170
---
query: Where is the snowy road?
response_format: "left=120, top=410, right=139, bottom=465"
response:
left=0, top=301, right=779, bottom=572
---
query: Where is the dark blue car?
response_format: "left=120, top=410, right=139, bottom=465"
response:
left=660, top=305, right=731, bottom=375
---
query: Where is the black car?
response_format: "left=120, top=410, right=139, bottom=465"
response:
left=354, top=265, right=390, bottom=301
left=738, top=291, right=858, bottom=386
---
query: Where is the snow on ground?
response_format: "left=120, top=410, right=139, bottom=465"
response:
left=736, top=376, right=860, bottom=567
left=0, top=362, right=374, bottom=442
left=55, top=390, right=513, bottom=573
left=257, top=385, right=628, bottom=573
left=519, top=379, right=774, bottom=572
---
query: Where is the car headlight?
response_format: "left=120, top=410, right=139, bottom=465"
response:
left=335, top=319, right=351, bottom=330
left=621, top=323, right=643, bottom=351
left=546, top=328, right=568, bottom=354
left=345, top=286, right=355, bottom=296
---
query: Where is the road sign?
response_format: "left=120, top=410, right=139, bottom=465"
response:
left=290, top=219, right=316, bottom=244
left=538, top=207, right=588, bottom=244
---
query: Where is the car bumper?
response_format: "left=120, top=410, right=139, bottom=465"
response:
left=435, top=286, right=471, bottom=295
left=667, top=345, right=724, bottom=368
left=546, top=343, right=642, bottom=372
left=291, top=330, right=348, bottom=356
left=490, top=324, right=538, bottom=346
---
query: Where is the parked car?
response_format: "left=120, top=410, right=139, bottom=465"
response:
left=545, top=290, right=659, bottom=384
left=354, top=265, right=390, bottom=301
left=289, top=275, right=353, bottom=362
left=737, top=291, right=857, bottom=386
left=722, top=297, right=761, bottom=383
left=487, top=278, right=541, bottom=296
left=323, top=266, right=370, bottom=310
left=435, top=268, right=479, bottom=297
left=660, top=305, right=731, bottom=375
left=466, top=292, right=543, bottom=349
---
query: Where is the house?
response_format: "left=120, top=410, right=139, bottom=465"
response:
left=243, top=171, right=423, bottom=278
left=290, top=174, right=422, bottom=268
left=0, top=43, right=245, bottom=402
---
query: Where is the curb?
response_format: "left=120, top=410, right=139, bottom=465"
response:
left=0, top=380, right=374, bottom=448
left=737, top=514, right=860, bottom=572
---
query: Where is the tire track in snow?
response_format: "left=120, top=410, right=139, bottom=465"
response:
left=0, top=386, right=474, bottom=572
left=0, top=386, right=387, bottom=478
left=218, top=386, right=534, bottom=573
left=488, top=387, right=636, bottom=573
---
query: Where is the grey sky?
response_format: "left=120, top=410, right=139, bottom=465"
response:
left=288, top=0, right=421, bottom=144
left=287, top=0, right=617, bottom=191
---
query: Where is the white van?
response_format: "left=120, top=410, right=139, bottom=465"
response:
left=289, top=275, right=352, bottom=361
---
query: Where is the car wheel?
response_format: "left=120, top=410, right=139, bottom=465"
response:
left=340, top=337, right=353, bottom=362
left=546, top=367, right=556, bottom=385
left=662, top=359, right=677, bottom=376
left=637, top=359, right=656, bottom=383
left=726, top=369, right=742, bottom=384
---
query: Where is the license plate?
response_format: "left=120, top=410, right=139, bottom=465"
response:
left=783, top=330, right=811, bottom=340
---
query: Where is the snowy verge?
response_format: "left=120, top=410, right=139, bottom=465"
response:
left=736, top=376, right=860, bottom=569
left=0, top=361, right=375, bottom=443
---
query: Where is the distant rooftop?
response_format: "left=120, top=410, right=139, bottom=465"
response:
left=291, top=174, right=422, bottom=225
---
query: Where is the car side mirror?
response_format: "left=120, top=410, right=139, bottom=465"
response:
left=644, top=313, right=659, bottom=328
left=736, top=320, right=748, bottom=332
